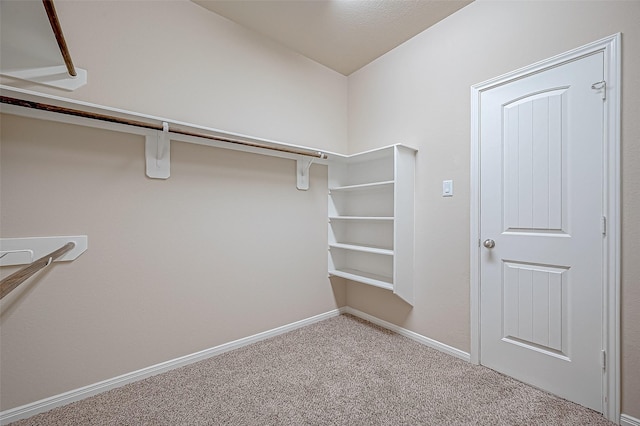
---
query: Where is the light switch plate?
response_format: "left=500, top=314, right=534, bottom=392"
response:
left=442, top=180, right=453, bottom=197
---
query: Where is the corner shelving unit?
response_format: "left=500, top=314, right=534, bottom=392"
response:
left=328, top=144, right=416, bottom=305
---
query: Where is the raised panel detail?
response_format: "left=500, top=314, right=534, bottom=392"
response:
left=503, top=90, right=566, bottom=233
left=502, top=261, right=568, bottom=355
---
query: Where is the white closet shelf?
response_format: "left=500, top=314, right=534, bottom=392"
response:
left=328, top=268, right=393, bottom=291
left=329, top=243, right=393, bottom=256
left=0, top=236, right=88, bottom=266
left=327, top=144, right=416, bottom=304
left=329, top=180, right=394, bottom=192
left=0, top=85, right=350, bottom=189
left=329, top=216, right=394, bottom=221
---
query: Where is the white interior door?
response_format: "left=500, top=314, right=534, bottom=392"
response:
left=479, top=52, right=605, bottom=411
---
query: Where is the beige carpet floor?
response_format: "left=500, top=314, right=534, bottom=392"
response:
left=11, top=314, right=612, bottom=425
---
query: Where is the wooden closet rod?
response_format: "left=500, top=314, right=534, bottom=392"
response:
left=42, top=0, right=77, bottom=77
left=0, top=96, right=326, bottom=159
left=0, top=242, right=75, bottom=299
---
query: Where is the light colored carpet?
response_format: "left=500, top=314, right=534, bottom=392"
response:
left=11, top=314, right=612, bottom=425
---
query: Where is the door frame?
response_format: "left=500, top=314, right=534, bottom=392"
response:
left=469, top=34, right=621, bottom=422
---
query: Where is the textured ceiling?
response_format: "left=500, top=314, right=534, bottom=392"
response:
left=193, top=0, right=472, bottom=75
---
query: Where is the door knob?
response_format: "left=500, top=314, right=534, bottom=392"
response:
left=483, top=239, right=495, bottom=249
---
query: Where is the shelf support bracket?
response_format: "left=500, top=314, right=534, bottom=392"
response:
left=296, top=157, right=314, bottom=190
left=145, top=122, right=170, bottom=179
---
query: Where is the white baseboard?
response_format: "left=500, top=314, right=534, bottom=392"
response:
left=344, top=307, right=471, bottom=362
left=0, top=308, right=347, bottom=425
left=621, top=414, right=640, bottom=426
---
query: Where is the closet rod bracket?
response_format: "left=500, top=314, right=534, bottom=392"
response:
left=145, top=123, right=170, bottom=179
left=296, top=157, right=315, bottom=190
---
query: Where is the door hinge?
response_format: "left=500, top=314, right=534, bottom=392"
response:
left=601, top=216, right=607, bottom=236
left=591, top=80, right=606, bottom=100
left=601, top=350, right=606, bottom=370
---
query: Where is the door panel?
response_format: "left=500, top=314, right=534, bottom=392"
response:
left=480, top=52, right=604, bottom=411
left=504, top=89, right=566, bottom=232
left=502, top=261, right=568, bottom=355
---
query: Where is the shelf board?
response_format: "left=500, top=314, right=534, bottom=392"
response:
left=328, top=268, right=393, bottom=291
left=329, top=216, right=394, bottom=222
left=329, top=180, right=394, bottom=192
left=329, top=243, right=393, bottom=256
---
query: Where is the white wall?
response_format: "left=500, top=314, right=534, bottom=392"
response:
left=347, top=0, right=640, bottom=418
left=0, top=0, right=347, bottom=411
